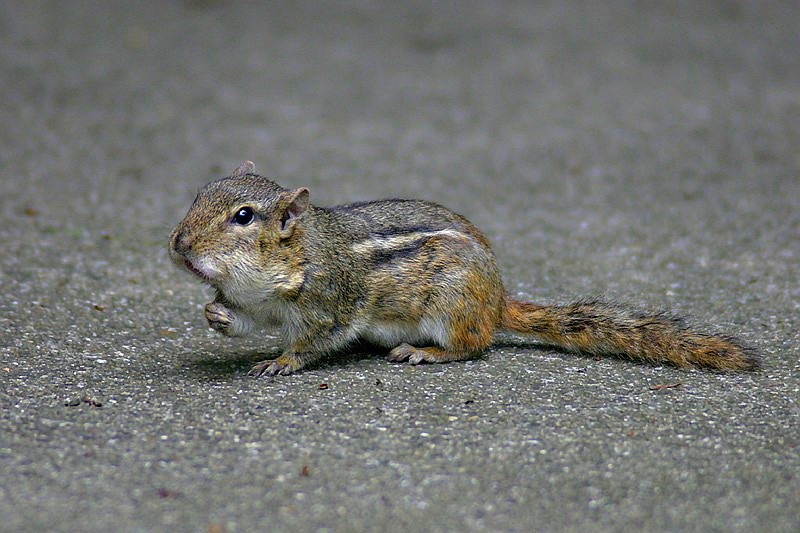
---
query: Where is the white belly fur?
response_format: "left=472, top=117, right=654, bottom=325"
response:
left=359, top=317, right=448, bottom=348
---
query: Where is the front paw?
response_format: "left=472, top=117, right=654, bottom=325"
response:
left=249, top=355, right=300, bottom=377
left=204, top=302, right=236, bottom=336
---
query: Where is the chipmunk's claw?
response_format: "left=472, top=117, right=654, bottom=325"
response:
left=205, top=302, right=235, bottom=336
left=249, top=356, right=299, bottom=377
left=388, top=343, right=429, bottom=364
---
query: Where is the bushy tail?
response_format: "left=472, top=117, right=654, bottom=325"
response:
left=500, top=295, right=760, bottom=371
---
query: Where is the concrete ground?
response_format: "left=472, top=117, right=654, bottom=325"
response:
left=1, top=1, right=798, bottom=531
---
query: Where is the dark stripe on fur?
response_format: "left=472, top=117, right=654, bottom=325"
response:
left=370, top=238, right=430, bottom=266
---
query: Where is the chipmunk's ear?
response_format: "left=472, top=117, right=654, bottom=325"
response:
left=232, top=161, right=255, bottom=177
left=278, top=187, right=310, bottom=239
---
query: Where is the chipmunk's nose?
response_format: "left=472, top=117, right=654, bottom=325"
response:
left=170, top=229, right=190, bottom=256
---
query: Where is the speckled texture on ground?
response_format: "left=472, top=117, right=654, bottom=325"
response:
left=1, top=1, right=799, bottom=532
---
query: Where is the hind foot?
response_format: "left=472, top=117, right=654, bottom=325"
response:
left=388, top=343, right=476, bottom=364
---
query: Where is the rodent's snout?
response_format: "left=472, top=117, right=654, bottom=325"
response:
left=168, top=226, right=219, bottom=282
left=170, top=228, right=189, bottom=256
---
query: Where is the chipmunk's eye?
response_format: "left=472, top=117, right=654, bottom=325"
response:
left=232, top=207, right=255, bottom=225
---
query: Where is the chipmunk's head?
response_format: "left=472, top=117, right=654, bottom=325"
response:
left=169, top=161, right=310, bottom=302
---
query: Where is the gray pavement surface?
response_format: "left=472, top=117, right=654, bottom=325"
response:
left=1, top=1, right=799, bottom=531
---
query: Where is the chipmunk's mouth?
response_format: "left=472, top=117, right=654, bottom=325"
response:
left=184, top=258, right=216, bottom=282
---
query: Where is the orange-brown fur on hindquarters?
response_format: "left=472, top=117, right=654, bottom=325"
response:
left=435, top=269, right=501, bottom=351
left=364, top=230, right=501, bottom=361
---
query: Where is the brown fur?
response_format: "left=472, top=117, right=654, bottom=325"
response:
left=170, top=162, right=761, bottom=376
left=500, top=295, right=759, bottom=371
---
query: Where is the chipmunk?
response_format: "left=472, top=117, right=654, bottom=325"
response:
left=169, top=161, right=760, bottom=376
